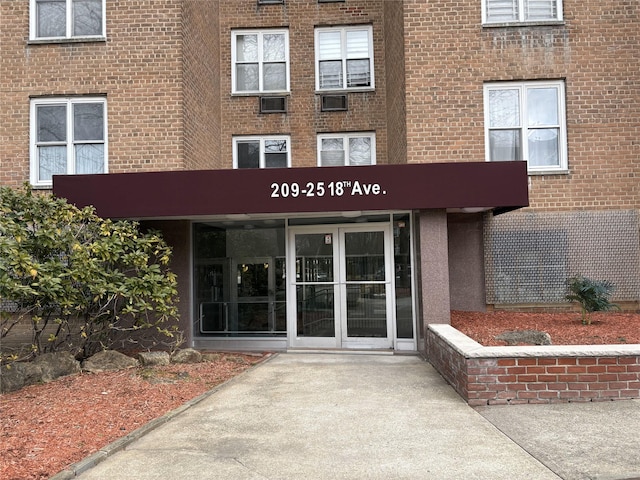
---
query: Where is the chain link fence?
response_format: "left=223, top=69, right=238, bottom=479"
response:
left=484, top=210, right=640, bottom=305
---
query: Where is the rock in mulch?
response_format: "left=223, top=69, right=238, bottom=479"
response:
left=171, top=348, right=202, bottom=364
left=1, top=362, right=30, bottom=393
left=0, top=352, right=81, bottom=394
left=82, top=350, right=139, bottom=373
left=137, top=351, right=170, bottom=366
left=202, top=353, right=223, bottom=362
left=225, top=355, right=249, bottom=365
left=495, top=329, right=552, bottom=346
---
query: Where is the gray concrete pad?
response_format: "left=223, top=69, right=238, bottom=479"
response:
left=476, top=400, right=640, bottom=480
left=71, top=353, right=559, bottom=480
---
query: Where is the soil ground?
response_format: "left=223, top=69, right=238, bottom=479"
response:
left=451, top=310, right=640, bottom=346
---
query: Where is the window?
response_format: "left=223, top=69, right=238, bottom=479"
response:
left=232, top=30, right=289, bottom=94
left=315, top=26, right=374, bottom=91
left=483, top=0, right=562, bottom=24
left=484, top=81, right=566, bottom=173
left=233, top=136, right=290, bottom=169
left=31, top=98, right=107, bottom=187
left=30, top=0, right=105, bottom=40
left=317, top=133, right=375, bottom=166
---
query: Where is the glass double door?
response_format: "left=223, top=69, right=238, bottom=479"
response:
left=288, top=224, right=394, bottom=349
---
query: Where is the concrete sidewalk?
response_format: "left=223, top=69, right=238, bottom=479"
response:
left=60, top=353, right=639, bottom=479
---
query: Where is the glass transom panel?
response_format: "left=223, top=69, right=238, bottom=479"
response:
left=489, top=89, right=520, bottom=128
left=73, top=0, right=102, bottom=36
left=348, top=137, right=371, bottom=165
left=37, top=0, right=66, bottom=37
left=318, top=31, right=341, bottom=59
left=527, top=88, right=558, bottom=125
left=37, top=105, right=67, bottom=142
left=236, top=34, right=258, bottom=62
left=346, top=30, right=369, bottom=58
left=263, top=33, right=285, bottom=61
left=73, top=103, right=104, bottom=141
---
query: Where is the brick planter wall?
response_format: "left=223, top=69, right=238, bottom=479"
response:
left=427, top=324, right=640, bottom=406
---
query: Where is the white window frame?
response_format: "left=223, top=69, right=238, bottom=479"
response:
left=30, top=0, right=106, bottom=41
left=231, top=29, right=290, bottom=94
left=317, top=133, right=376, bottom=166
left=233, top=136, right=291, bottom=169
left=482, top=0, right=563, bottom=25
left=30, top=97, right=108, bottom=187
left=315, top=25, right=375, bottom=91
left=484, top=81, right=567, bottom=174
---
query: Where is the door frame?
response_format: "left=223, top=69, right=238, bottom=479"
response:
left=287, top=223, right=395, bottom=349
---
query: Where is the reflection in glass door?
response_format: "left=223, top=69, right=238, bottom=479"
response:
left=293, top=233, right=336, bottom=346
left=289, top=225, right=393, bottom=349
left=342, top=230, right=389, bottom=343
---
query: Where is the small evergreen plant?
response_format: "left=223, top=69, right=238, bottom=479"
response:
left=565, top=275, right=619, bottom=325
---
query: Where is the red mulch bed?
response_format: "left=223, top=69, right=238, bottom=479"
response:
left=0, top=353, right=267, bottom=480
left=452, top=310, right=640, bottom=346
left=3, top=312, right=640, bottom=479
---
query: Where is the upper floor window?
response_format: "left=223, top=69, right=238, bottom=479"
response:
left=317, top=133, right=375, bottom=166
left=232, top=30, right=289, bottom=94
left=484, top=81, right=567, bottom=173
left=483, top=0, right=562, bottom=24
left=233, top=136, right=290, bottom=168
left=315, top=26, right=374, bottom=91
left=31, top=97, right=107, bottom=187
left=30, top=0, right=105, bottom=40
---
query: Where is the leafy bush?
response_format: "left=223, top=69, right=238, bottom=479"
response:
left=0, top=185, right=180, bottom=361
left=565, top=275, right=619, bottom=325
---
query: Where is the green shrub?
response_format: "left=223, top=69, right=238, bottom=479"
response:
left=0, top=184, right=180, bottom=362
left=565, top=275, right=619, bottom=325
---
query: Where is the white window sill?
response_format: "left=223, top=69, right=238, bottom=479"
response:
left=315, top=87, right=375, bottom=94
left=231, top=92, right=290, bottom=97
left=28, top=36, right=106, bottom=45
left=30, top=183, right=53, bottom=190
left=482, top=20, right=565, bottom=28
left=528, top=169, right=569, bottom=176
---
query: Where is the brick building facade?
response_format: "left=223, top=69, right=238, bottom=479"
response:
left=1, top=0, right=638, bottom=353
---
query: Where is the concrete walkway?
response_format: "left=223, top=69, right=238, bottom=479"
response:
left=62, top=353, right=639, bottom=480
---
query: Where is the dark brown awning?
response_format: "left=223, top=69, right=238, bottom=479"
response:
left=53, top=162, right=529, bottom=219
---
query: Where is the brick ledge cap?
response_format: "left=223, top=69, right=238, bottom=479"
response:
left=427, top=323, right=640, bottom=358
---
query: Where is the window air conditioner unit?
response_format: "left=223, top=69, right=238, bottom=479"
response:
left=321, top=94, right=348, bottom=111
left=260, top=96, right=287, bottom=113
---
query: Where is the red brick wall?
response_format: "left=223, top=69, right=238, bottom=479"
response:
left=466, top=356, right=640, bottom=406
left=0, top=0, right=187, bottom=187
left=427, top=325, right=640, bottom=406
left=183, top=0, right=221, bottom=170
left=4, top=0, right=635, bottom=209
left=383, top=1, right=407, bottom=166
left=427, top=325, right=469, bottom=399
left=403, top=0, right=639, bottom=211
left=217, top=0, right=389, bottom=169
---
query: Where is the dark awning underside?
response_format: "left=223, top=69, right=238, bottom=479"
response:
left=53, top=162, right=529, bottom=219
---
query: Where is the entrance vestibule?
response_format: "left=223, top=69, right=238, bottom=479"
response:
left=192, top=213, right=416, bottom=351
left=53, top=161, right=530, bottom=355
left=288, top=224, right=393, bottom=349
